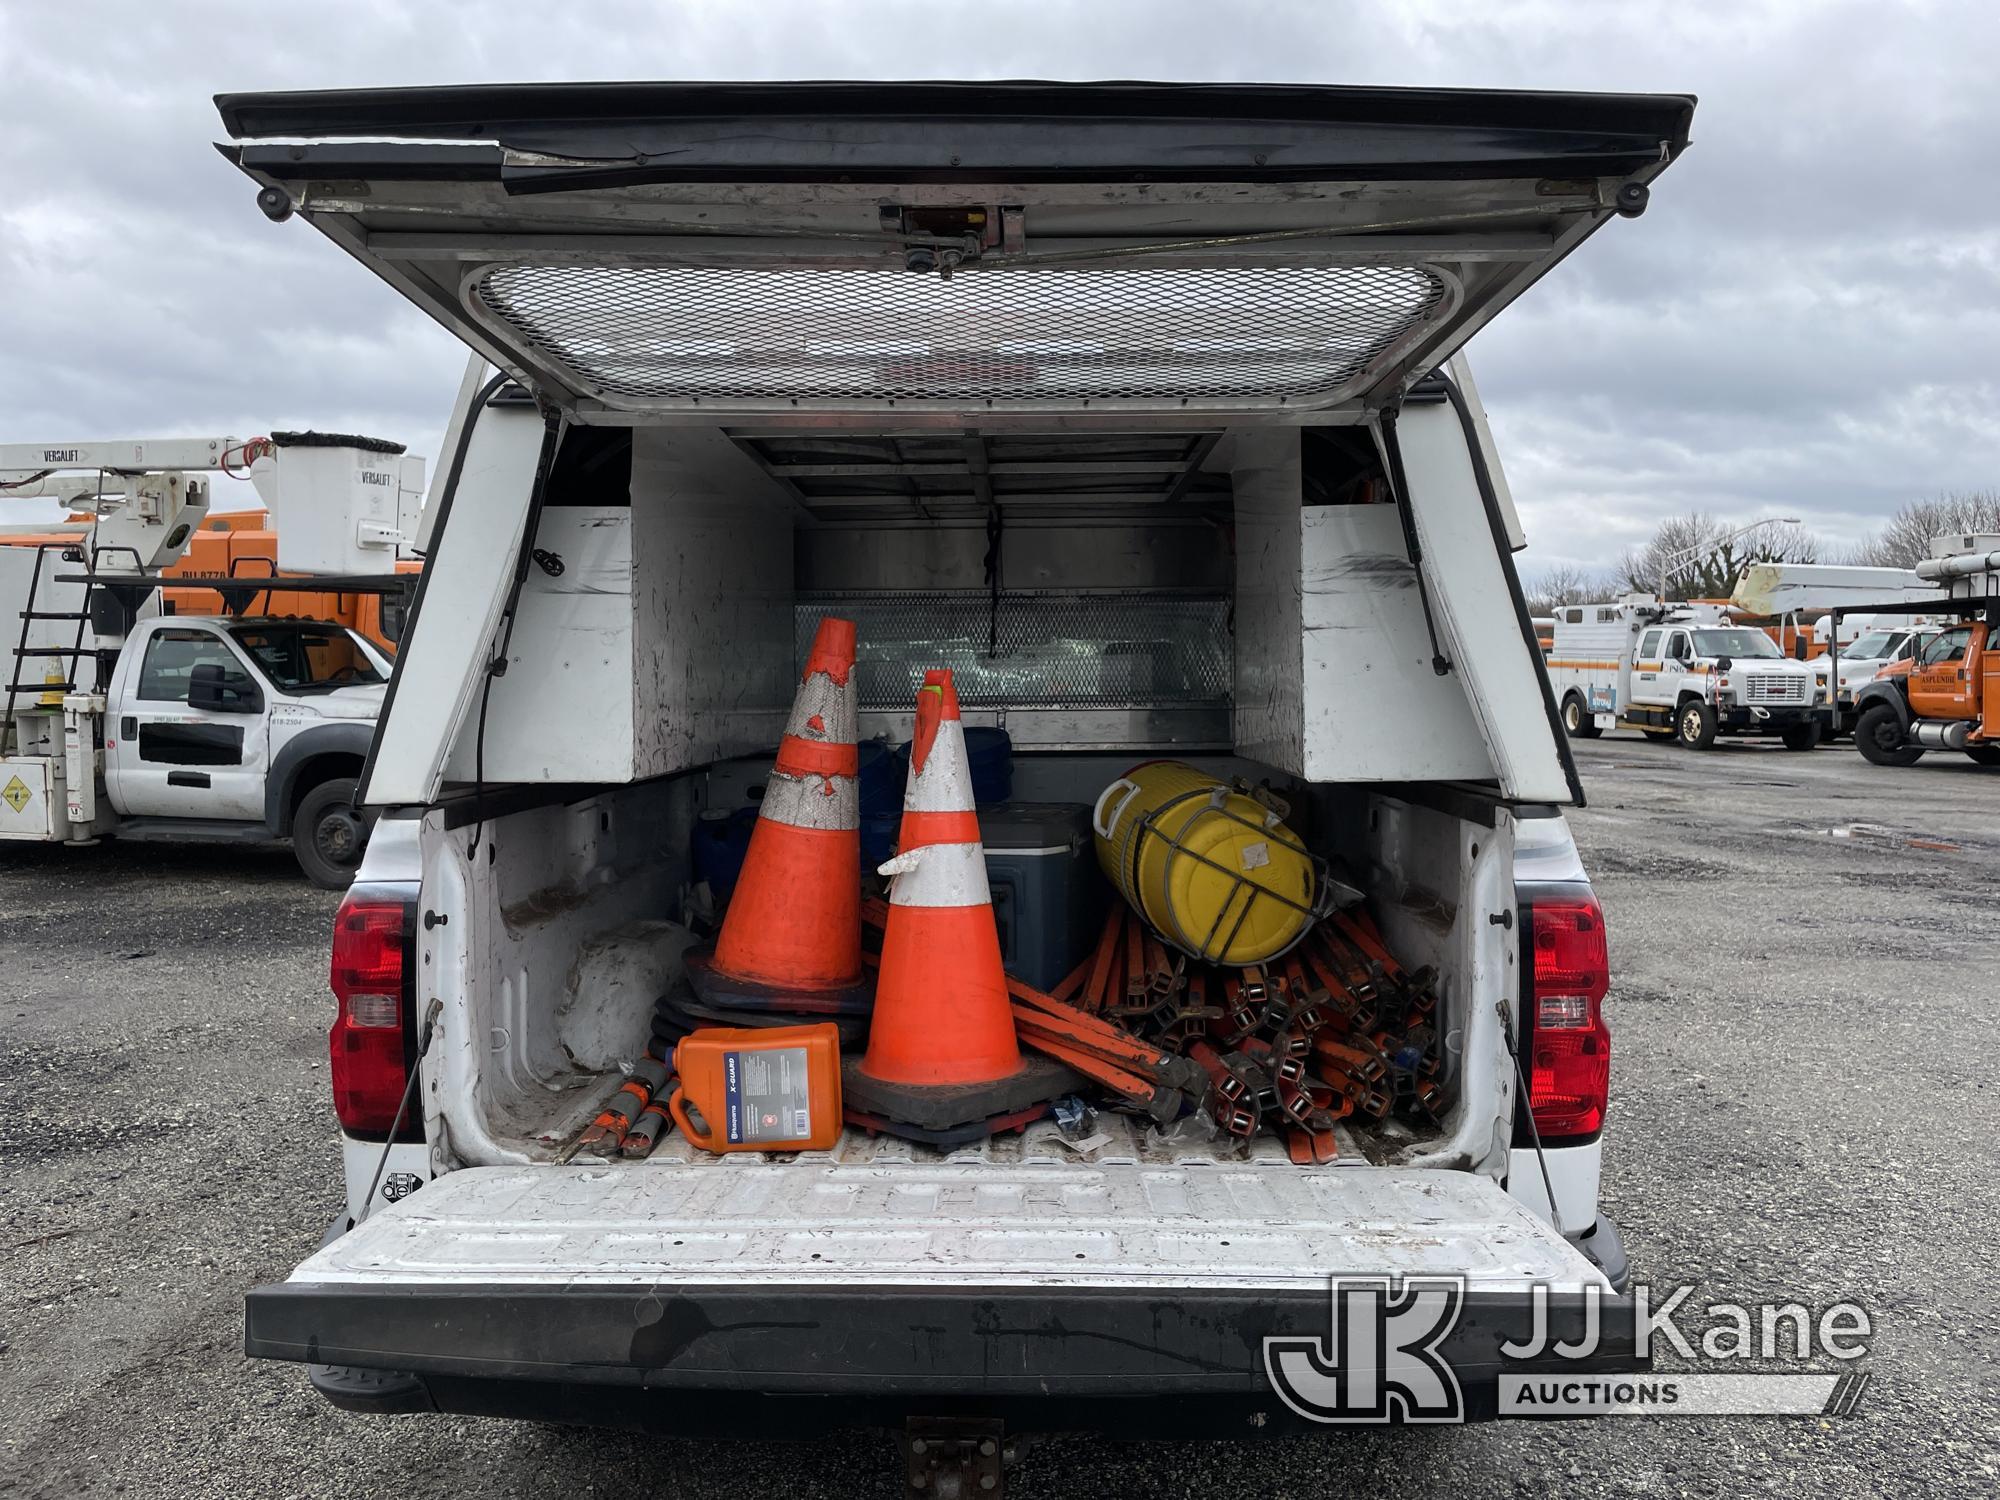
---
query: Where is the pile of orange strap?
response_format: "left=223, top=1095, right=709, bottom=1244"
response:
left=861, top=897, right=1450, bottom=1162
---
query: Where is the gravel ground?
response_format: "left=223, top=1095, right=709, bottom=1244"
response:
left=2, top=739, right=1996, bottom=1497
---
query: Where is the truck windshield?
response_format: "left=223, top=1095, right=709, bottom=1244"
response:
left=1690, top=629, right=1783, bottom=659
left=1843, top=632, right=1899, bottom=659
left=230, top=623, right=384, bottom=693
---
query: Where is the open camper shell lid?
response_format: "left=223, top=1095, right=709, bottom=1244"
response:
left=215, top=80, right=1694, bottom=427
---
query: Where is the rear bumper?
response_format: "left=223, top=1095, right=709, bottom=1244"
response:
left=266, top=1278, right=1645, bottom=1434
left=1576, top=1213, right=1631, bottom=1294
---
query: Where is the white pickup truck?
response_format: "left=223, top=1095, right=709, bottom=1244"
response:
left=1, top=435, right=420, bottom=885
left=220, top=79, right=1691, bottom=1465
left=1, top=608, right=392, bottom=885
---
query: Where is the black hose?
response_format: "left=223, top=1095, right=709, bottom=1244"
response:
left=464, top=409, right=566, bottom=862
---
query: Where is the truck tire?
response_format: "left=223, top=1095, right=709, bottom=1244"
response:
left=1966, top=745, right=2000, bottom=766
left=1675, top=700, right=1717, bottom=750
left=1855, top=703, right=1923, bottom=767
left=1561, top=694, right=1601, bottom=739
left=294, top=777, right=371, bottom=889
left=1780, top=721, right=1823, bottom=752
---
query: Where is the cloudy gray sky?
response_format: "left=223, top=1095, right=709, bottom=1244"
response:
left=3, top=0, right=1995, bottom=578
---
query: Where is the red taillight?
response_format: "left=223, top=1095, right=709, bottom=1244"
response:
left=329, top=890, right=418, bottom=1140
left=1529, top=896, right=1611, bottom=1141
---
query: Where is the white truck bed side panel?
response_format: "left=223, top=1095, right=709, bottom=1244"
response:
left=361, top=405, right=547, bottom=807
left=442, top=508, right=639, bottom=783
left=629, top=428, right=794, bottom=775
left=1397, top=403, right=1574, bottom=803
left=296, top=1158, right=1607, bottom=1294
left=1298, top=505, right=1493, bottom=782
left=1509, top=1141, right=1601, bottom=1237
left=1229, top=429, right=1306, bottom=769
left=439, top=431, right=792, bottom=785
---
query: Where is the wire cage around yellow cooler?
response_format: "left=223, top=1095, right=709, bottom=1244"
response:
left=1091, top=762, right=1360, bottom=966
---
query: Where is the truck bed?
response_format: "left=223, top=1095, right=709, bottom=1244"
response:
left=562, top=1106, right=1436, bottom=1172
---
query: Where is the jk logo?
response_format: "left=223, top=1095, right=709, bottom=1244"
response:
left=1264, top=1276, right=1466, bottom=1423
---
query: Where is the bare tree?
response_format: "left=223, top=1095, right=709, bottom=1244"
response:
left=1850, top=491, right=2000, bottom=569
left=1522, top=562, right=1610, bottom=616
left=1615, top=512, right=1820, bottom=600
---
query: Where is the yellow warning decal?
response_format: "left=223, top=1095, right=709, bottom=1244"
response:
left=2, top=775, right=31, bottom=813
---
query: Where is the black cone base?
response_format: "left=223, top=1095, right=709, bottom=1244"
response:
left=684, top=946, right=875, bottom=1017
left=842, top=1053, right=1081, bottom=1135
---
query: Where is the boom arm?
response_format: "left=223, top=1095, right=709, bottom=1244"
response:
left=1730, top=561, right=1931, bottom=618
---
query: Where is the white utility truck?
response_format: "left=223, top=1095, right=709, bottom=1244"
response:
left=1811, top=624, right=1942, bottom=736
left=0, top=435, right=421, bottom=885
left=1548, top=598, right=1824, bottom=749
left=220, top=80, right=1694, bottom=1472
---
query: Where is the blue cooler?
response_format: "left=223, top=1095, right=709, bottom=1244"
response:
left=976, top=802, right=1107, bottom=992
left=961, top=727, right=1014, bottom=805
left=691, top=805, right=760, bottom=902
left=856, top=740, right=905, bottom=870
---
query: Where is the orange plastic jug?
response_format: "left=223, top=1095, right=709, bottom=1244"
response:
left=668, top=1023, right=843, bottom=1153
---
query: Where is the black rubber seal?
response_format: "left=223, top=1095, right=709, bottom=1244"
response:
left=269, top=430, right=407, bottom=455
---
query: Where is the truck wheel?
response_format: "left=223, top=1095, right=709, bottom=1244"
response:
left=1966, top=745, right=2000, bottom=766
left=1561, top=694, right=1601, bottom=739
left=1854, top=704, right=1923, bottom=767
left=1780, top=721, right=1823, bottom=752
left=295, top=777, right=371, bottom=889
left=1675, top=701, right=1717, bottom=750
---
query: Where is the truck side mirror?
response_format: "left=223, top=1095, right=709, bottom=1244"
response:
left=189, top=661, right=264, bottom=715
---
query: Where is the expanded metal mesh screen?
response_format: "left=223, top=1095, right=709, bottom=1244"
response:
left=796, top=591, right=1232, bottom=709
left=472, top=262, right=1449, bottom=406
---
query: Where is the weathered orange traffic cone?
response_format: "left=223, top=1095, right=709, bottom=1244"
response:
left=846, top=669, right=1073, bottom=1140
left=686, top=617, right=870, bottom=1013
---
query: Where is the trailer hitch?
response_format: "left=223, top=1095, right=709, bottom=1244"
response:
left=901, top=1417, right=1022, bottom=1497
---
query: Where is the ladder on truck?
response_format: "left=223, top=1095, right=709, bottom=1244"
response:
left=3, top=542, right=126, bottom=745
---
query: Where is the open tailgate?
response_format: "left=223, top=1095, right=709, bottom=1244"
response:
left=249, top=1156, right=1635, bottom=1408
left=215, top=81, right=1692, bottom=423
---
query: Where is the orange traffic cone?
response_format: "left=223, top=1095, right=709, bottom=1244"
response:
left=687, top=617, right=869, bottom=1012
left=847, top=670, right=1074, bottom=1140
